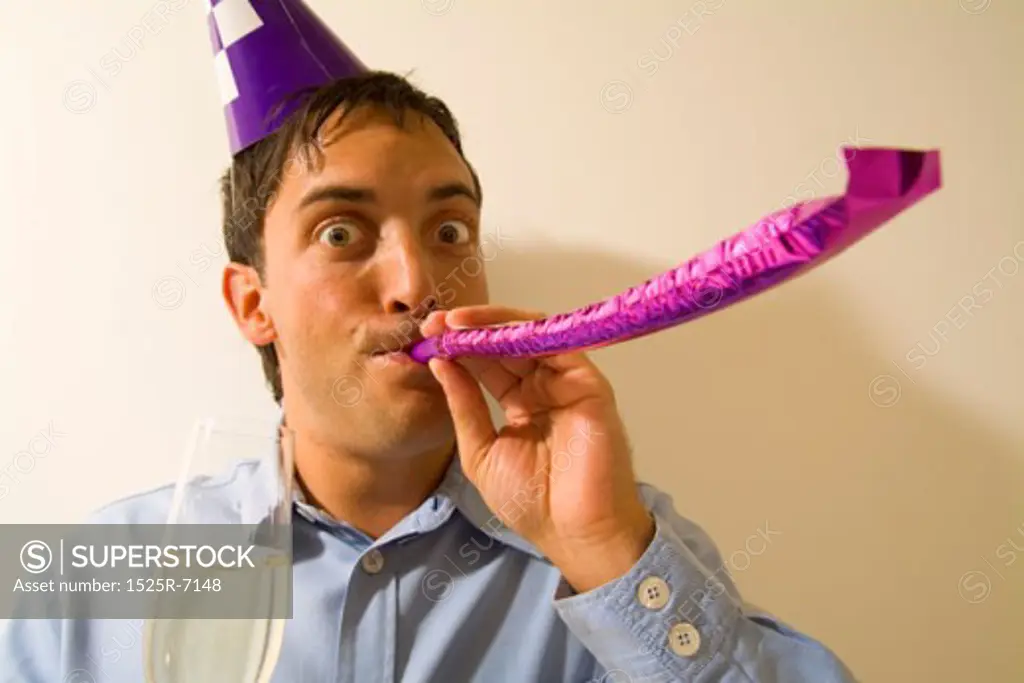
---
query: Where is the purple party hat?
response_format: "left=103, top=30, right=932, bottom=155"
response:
left=204, top=0, right=368, bottom=155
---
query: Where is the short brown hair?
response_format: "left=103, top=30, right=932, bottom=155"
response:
left=219, top=71, right=482, bottom=404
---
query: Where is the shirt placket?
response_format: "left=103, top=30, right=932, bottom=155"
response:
left=295, top=494, right=457, bottom=683
left=336, top=541, right=398, bottom=683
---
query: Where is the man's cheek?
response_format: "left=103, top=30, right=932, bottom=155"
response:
left=442, top=276, right=489, bottom=309
left=436, top=280, right=457, bottom=306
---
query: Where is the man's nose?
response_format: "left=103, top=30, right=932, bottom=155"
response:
left=378, top=234, right=439, bottom=319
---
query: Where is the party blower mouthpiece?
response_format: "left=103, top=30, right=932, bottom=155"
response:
left=407, top=147, right=941, bottom=364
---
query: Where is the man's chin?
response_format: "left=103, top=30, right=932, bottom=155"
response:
left=361, top=387, right=453, bottom=438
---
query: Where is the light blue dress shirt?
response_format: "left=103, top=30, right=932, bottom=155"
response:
left=1, top=452, right=858, bottom=682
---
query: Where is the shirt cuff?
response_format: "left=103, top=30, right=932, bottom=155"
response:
left=552, top=510, right=742, bottom=680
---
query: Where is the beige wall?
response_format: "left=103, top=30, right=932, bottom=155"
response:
left=1, top=0, right=1020, bottom=680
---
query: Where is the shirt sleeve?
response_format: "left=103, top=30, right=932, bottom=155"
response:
left=0, top=502, right=150, bottom=683
left=0, top=602, right=63, bottom=683
left=552, top=484, right=859, bottom=682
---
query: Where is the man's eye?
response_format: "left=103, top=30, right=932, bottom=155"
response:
left=436, top=220, right=471, bottom=245
left=316, top=220, right=362, bottom=248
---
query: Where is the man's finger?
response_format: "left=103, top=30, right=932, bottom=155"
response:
left=446, top=305, right=547, bottom=329
left=496, top=356, right=539, bottom=379
left=419, top=310, right=448, bottom=337
left=428, top=358, right=497, bottom=470
left=458, top=357, right=519, bottom=402
left=456, top=357, right=537, bottom=424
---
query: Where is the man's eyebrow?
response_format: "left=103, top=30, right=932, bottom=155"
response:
left=298, top=185, right=376, bottom=209
left=428, top=182, right=479, bottom=207
left=297, top=182, right=479, bottom=210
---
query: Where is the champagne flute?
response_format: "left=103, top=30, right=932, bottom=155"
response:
left=143, top=416, right=294, bottom=683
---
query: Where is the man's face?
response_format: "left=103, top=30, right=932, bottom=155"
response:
left=259, top=105, right=488, bottom=453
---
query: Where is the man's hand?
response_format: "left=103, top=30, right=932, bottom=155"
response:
left=421, top=305, right=655, bottom=593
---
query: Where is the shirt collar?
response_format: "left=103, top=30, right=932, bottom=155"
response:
left=274, top=409, right=550, bottom=563
left=433, top=455, right=551, bottom=562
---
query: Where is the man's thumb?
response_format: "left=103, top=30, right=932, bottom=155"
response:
left=429, top=358, right=496, bottom=472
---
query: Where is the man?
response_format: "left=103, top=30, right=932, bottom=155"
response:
left=1, top=2, right=858, bottom=681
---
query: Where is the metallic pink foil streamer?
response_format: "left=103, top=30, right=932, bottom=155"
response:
left=408, top=147, right=941, bottom=363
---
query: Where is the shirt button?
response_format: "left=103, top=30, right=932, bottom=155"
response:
left=636, top=576, right=670, bottom=609
left=668, top=622, right=701, bottom=657
left=360, top=549, right=385, bottom=574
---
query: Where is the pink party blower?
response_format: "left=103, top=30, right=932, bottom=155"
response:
left=408, top=147, right=941, bottom=363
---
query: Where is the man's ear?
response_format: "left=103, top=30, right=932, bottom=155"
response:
left=222, top=262, right=275, bottom=346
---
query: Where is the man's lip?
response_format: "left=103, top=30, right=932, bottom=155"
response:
left=369, top=339, right=422, bottom=356
left=368, top=349, right=417, bottom=362
left=367, top=349, right=422, bottom=367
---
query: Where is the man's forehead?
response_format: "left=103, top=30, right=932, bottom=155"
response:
left=277, top=113, right=468, bottom=194
left=268, top=105, right=476, bottom=209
